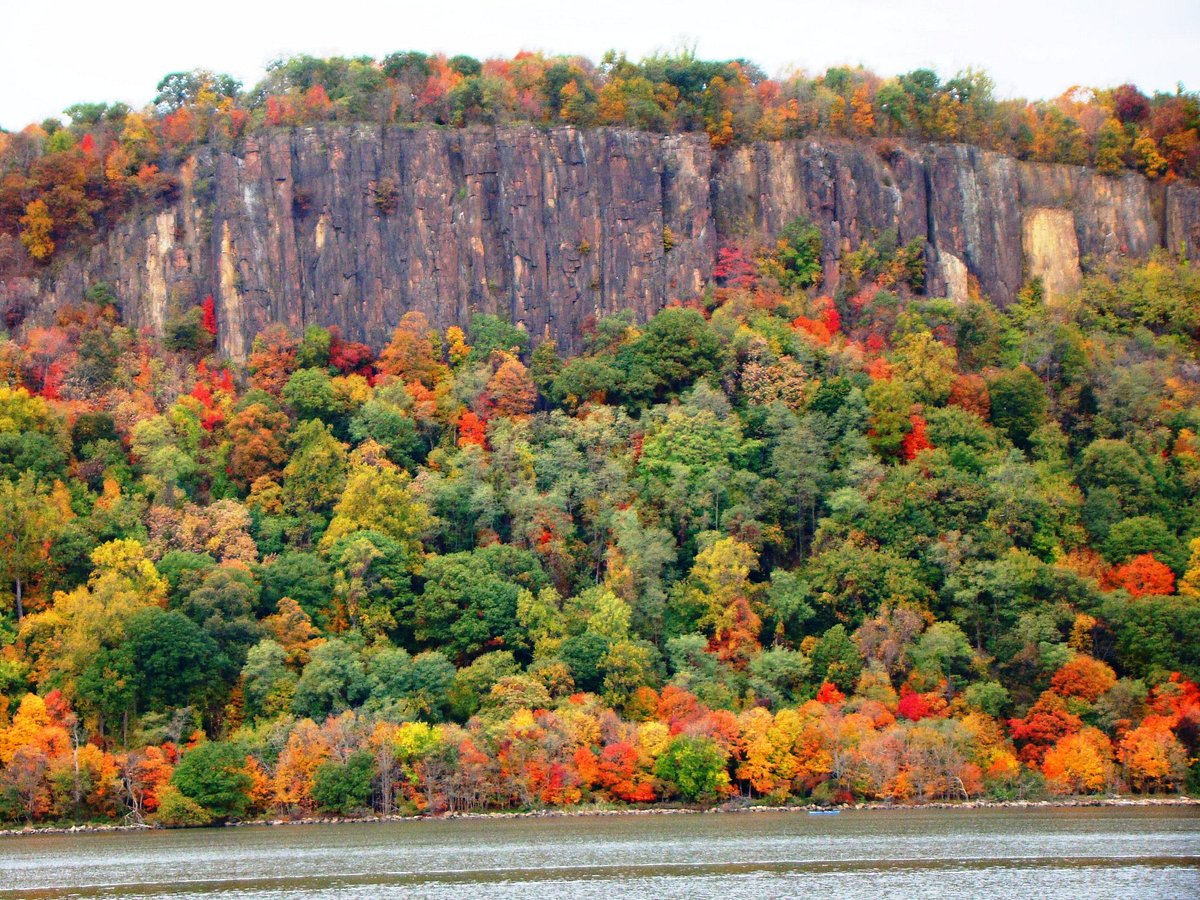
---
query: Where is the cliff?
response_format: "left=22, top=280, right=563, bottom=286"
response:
left=4, top=126, right=1198, bottom=358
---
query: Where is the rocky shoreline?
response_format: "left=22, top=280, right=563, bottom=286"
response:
left=3, top=795, right=1197, bottom=839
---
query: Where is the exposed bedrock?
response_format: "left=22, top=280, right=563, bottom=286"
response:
left=4, top=126, right=1197, bottom=358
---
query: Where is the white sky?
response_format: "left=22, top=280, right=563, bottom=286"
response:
left=2, top=0, right=1197, bottom=130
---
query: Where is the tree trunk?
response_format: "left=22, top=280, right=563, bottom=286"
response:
left=14, top=576, right=23, bottom=622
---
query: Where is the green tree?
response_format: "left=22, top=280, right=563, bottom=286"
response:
left=654, top=735, right=730, bottom=802
left=311, top=750, right=374, bottom=814
left=296, top=325, right=332, bottom=369
left=327, top=529, right=416, bottom=636
left=811, top=624, right=863, bottom=694
left=988, top=366, right=1047, bottom=450
left=468, top=313, right=528, bottom=362
left=126, top=607, right=221, bottom=711
left=769, top=217, right=823, bottom=291
left=241, top=639, right=295, bottom=721
left=292, top=639, right=372, bottom=719
left=322, top=465, right=432, bottom=552
left=368, top=647, right=455, bottom=720
left=170, top=742, right=252, bottom=820
left=348, top=401, right=422, bottom=469
left=907, top=622, right=974, bottom=692
left=178, top=566, right=263, bottom=676
left=0, top=473, right=60, bottom=621
left=283, top=368, right=343, bottom=422
left=615, top=308, right=725, bottom=405
left=446, top=650, right=519, bottom=720
left=410, top=545, right=547, bottom=660
left=260, top=552, right=333, bottom=619
left=865, top=379, right=914, bottom=459
left=282, top=420, right=349, bottom=515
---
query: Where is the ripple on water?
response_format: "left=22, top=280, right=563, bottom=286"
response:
left=2, top=807, right=1198, bottom=899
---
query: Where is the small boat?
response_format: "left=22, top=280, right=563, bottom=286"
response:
left=807, top=809, right=841, bottom=816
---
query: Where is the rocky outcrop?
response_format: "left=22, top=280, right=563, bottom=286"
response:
left=3, top=126, right=1197, bottom=358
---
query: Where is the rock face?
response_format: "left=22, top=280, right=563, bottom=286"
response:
left=4, top=126, right=1198, bottom=358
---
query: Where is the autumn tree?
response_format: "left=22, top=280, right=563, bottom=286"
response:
left=484, top=355, right=537, bottom=418
left=0, top=473, right=61, bottom=621
left=19, top=199, right=54, bottom=261
left=225, top=403, right=290, bottom=489
left=1108, top=554, right=1175, bottom=598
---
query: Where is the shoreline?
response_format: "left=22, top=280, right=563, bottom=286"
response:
left=3, top=794, right=1197, bottom=839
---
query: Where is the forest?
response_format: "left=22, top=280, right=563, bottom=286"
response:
left=1, top=49, right=1198, bottom=267
left=0, top=208, right=1198, bottom=826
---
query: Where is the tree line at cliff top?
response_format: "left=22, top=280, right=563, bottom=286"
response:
left=0, top=216, right=1198, bottom=825
left=1, top=49, right=1198, bottom=266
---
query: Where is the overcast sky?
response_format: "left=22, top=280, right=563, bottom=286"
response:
left=2, top=0, right=1197, bottom=130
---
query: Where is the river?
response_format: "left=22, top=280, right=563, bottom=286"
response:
left=1, top=806, right=1197, bottom=898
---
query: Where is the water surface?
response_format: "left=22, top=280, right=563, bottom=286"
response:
left=2, top=806, right=1197, bottom=898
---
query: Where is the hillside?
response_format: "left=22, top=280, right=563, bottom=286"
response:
left=0, top=233, right=1199, bottom=823
left=0, top=51, right=1198, bottom=827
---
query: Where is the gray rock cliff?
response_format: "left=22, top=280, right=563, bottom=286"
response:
left=3, top=126, right=1197, bottom=358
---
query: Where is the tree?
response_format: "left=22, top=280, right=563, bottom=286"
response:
left=1041, top=727, right=1112, bottom=795
left=768, top=217, right=823, bottom=291
left=125, top=607, right=220, bottom=711
left=1182, top=538, right=1200, bottom=600
left=850, top=83, right=876, bottom=135
left=865, top=379, right=914, bottom=459
left=811, top=625, right=863, bottom=694
left=1119, top=717, right=1187, bottom=793
left=296, top=325, right=331, bottom=369
left=283, top=368, right=342, bottom=422
left=226, top=403, right=290, bottom=489
left=0, top=473, right=59, bottom=621
left=261, top=553, right=334, bottom=621
left=1050, top=655, right=1117, bottom=703
left=447, top=651, right=519, bottom=720
left=282, top=420, right=348, bottom=514
left=411, top=545, right=548, bottom=660
left=311, top=750, right=374, bottom=814
left=170, top=741, right=252, bottom=819
left=154, top=785, right=212, bottom=826
left=615, top=308, right=725, bottom=405
left=21, top=540, right=166, bottom=710
left=988, top=366, right=1047, bottom=450
left=163, top=307, right=215, bottom=353
left=178, top=565, right=262, bottom=675
left=241, top=639, right=295, bottom=721
left=667, top=536, right=758, bottom=636
left=891, top=330, right=956, bottom=404
left=292, top=640, right=372, bottom=720
left=327, top=529, right=416, bottom=635
left=907, top=622, right=974, bottom=692
left=153, top=69, right=240, bottom=113
left=368, top=648, right=455, bottom=720
left=348, top=401, right=422, bottom=469
left=247, top=326, right=299, bottom=395
left=654, top=735, right=730, bottom=802
left=1108, top=554, right=1175, bottom=598
left=19, top=200, right=55, bottom=261
left=769, top=417, right=829, bottom=556
left=468, top=314, right=529, bottom=362
left=378, top=312, right=445, bottom=387
left=484, top=356, right=537, bottom=418
left=322, top=465, right=432, bottom=552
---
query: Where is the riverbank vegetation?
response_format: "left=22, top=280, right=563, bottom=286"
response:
left=0, top=234, right=1199, bottom=826
left=1, top=49, right=1197, bottom=266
